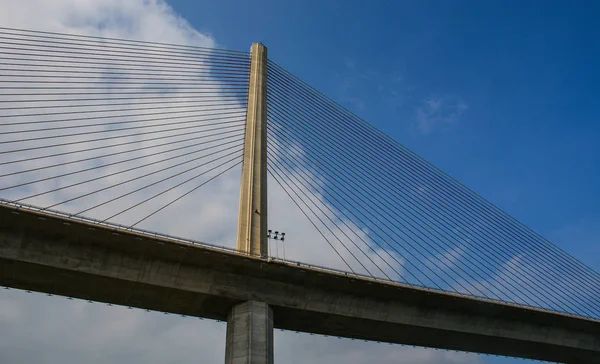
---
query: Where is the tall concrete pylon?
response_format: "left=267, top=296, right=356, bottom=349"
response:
left=226, top=43, right=273, bottom=364
left=236, top=42, right=268, bottom=257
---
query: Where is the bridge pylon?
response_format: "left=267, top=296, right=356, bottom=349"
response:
left=236, top=42, right=268, bottom=257
left=226, top=42, right=273, bottom=364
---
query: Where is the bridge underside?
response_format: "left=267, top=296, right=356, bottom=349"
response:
left=1, top=205, right=599, bottom=363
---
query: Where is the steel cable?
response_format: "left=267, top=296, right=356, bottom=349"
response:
left=268, top=62, right=600, bottom=315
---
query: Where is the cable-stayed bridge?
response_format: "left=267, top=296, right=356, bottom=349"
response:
left=0, top=27, right=598, bottom=363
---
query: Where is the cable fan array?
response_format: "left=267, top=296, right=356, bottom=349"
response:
left=266, top=60, right=600, bottom=320
left=1, top=26, right=598, bottom=322
left=0, top=27, right=248, bottom=228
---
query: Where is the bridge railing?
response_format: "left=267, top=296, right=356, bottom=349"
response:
left=3, top=198, right=598, bottom=324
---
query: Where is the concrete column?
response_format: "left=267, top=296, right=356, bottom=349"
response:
left=225, top=301, right=274, bottom=364
left=236, top=42, right=268, bottom=257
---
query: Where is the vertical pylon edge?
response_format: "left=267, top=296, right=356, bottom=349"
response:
left=236, top=42, right=268, bottom=257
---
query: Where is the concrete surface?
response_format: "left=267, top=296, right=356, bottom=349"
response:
left=1, top=204, right=599, bottom=363
left=236, top=42, right=268, bottom=257
left=226, top=301, right=274, bottom=364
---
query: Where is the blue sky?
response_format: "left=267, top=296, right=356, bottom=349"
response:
left=165, top=1, right=600, bottom=362
left=0, top=1, right=597, bottom=363
left=166, top=0, right=600, bottom=265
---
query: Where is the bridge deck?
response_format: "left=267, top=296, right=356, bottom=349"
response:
left=1, top=203, right=599, bottom=362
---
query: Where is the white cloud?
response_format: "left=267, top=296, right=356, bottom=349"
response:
left=0, top=0, right=215, bottom=47
left=415, top=95, right=468, bottom=133
left=335, top=58, right=408, bottom=112
left=0, top=1, right=483, bottom=363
